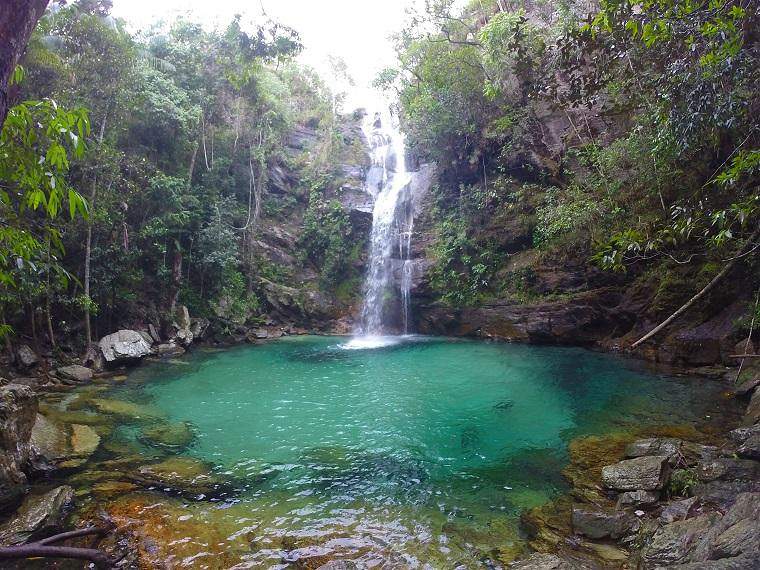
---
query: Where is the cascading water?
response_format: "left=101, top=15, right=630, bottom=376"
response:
left=345, top=106, right=414, bottom=348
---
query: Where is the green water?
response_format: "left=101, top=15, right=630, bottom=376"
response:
left=103, top=336, right=733, bottom=566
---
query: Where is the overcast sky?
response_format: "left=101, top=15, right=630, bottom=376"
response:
left=111, top=0, right=419, bottom=97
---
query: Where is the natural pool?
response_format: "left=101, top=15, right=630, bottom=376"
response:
left=61, top=336, right=739, bottom=568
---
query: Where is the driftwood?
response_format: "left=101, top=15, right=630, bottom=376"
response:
left=0, top=525, right=114, bottom=569
left=631, top=226, right=760, bottom=350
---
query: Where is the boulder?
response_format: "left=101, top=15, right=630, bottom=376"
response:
left=157, top=342, right=185, bottom=358
left=99, top=329, right=153, bottom=363
left=172, top=305, right=194, bottom=347
left=0, top=486, right=73, bottom=546
left=0, top=384, right=38, bottom=513
left=175, top=305, right=191, bottom=330
left=728, top=424, right=760, bottom=445
left=30, top=414, right=100, bottom=469
left=56, top=364, right=93, bottom=382
left=148, top=323, right=161, bottom=343
left=734, top=371, right=760, bottom=396
left=641, top=513, right=721, bottom=567
left=601, top=456, right=670, bottom=491
left=712, top=518, right=760, bottom=559
left=744, top=388, right=760, bottom=425
left=616, top=489, right=660, bottom=510
left=16, top=345, right=38, bottom=368
left=686, top=492, right=760, bottom=563
left=625, top=438, right=717, bottom=466
left=571, top=504, right=638, bottom=539
left=190, top=317, right=209, bottom=340
left=660, top=497, right=699, bottom=524
left=668, top=554, right=760, bottom=569
left=737, top=434, right=760, bottom=460
left=691, top=458, right=760, bottom=509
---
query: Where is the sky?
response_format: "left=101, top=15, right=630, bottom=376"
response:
left=111, top=0, right=419, bottom=99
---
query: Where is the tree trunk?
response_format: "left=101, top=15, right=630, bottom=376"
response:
left=169, top=245, right=182, bottom=312
left=83, top=176, right=96, bottom=345
left=45, top=235, right=56, bottom=348
left=0, top=0, right=49, bottom=127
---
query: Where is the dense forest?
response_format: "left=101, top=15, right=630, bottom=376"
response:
left=1, top=0, right=757, bottom=364
left=380, top=0, right=758, bottom=312
left=1, top=0, right=373, bottom=359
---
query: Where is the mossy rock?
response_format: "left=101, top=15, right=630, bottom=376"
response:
left=88, top=398, right=165, bottom=422
left=132, top=456, right=229, bottom=498
left=91, top=480, right=138, bottom=499
left=140, top=421, right=195, bottom=450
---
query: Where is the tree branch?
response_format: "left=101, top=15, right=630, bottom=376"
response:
left=0, top=526, right=114, bottom=569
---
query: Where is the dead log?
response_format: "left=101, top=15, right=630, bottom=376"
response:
left=631, top=225, right=760, bottom=350
left=0, top=525, right=114, bottom=569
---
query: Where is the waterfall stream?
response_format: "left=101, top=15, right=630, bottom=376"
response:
left=347, top=107, right=414, bottom=347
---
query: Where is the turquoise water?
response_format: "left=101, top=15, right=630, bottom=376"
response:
left=108, top=336, right=734, bottom=566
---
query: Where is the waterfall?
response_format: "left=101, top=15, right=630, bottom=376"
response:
left=348, top=106, right=414, bottom=346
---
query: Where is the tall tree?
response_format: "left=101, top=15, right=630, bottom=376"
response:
left=0, top=0, right=49, bottom=126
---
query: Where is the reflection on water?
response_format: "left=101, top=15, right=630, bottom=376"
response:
left=59, top=336, right=739, bottom=567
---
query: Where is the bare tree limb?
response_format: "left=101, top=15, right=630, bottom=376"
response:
left=0, top=526, right=114, bottom=569
left=631, top=225, right=760, bottom=350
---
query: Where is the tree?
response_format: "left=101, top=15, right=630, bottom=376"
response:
left=0, top=0, right=50, bottom=126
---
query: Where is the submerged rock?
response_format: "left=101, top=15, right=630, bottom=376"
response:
left=89, top=398, right=164, bottom=422
left=140, top=422, right=194, bottom=450
left=70, top=423, right=100, bottom=457
left=510, top=552, right=597, bottom=569
left=133, top=456, right=228, bottom=498
left=31, top=414, right=100, bottom=469
left=315, top=562, right=359, bottom=570
left=57, top=364, right=93, bottom=382
left=601, top=455, right=670, bottom=491
left=99, top=329, right=153, bottom=363
left=0, top=384, right=38, bottom=513
left=0, top=485, right=73, bottom=546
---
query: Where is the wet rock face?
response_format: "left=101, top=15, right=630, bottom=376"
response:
left=0, top=384, right=38, bottom=513
left=0, top=486, right=73, bottom=546
left=99, top=329, right=153, bottom=363
left=601, top=455, right=670, bottom=491
left=416, top=288, right=634, bottom=344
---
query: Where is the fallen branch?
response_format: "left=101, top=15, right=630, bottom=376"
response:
left=0, top=526, right=114, bottom=569
left=631, top=225, right=760, bottom=350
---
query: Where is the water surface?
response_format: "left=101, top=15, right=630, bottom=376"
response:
left=101, top=336, right=734, bottom=567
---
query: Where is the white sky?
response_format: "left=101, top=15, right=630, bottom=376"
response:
left=111, top=0, right=419, bottom=97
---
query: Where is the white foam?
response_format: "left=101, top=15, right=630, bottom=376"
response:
left=340, top=336, right=402, bottom=350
